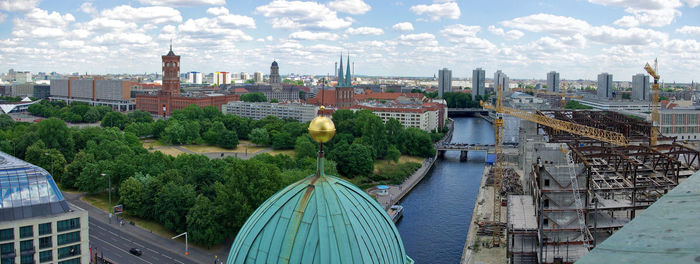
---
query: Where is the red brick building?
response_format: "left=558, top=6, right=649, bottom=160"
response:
left=135, top=46, right=239, bottom=116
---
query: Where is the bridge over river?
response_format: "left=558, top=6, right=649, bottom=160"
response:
left=435, top=142, right=517, bottom=161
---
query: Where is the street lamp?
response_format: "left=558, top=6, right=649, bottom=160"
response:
left=172, top=232, right=188, bottom=255
left=101, top=173, right=111, bottom=224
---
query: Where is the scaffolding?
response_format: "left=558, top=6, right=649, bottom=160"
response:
left=510, top=110, right=700, bottom=264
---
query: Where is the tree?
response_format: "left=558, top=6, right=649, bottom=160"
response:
left=186, top=195, right=225, bottom=248
left=162, top=120, right=186, bottom=144
left=75, top=160, right=111, bottom=193
left=63, top=151, right=94, bottom=189
left=271, top=131, right=294, bottom=149
left=203, top=121, right=226, bottom=145
left=127, top=110, right=153, bottom=123
left=155, top=182, right=196, bottom=233
left=101, top=112, right=127, bottom=129
left=240, top=92, right=267, bottom=102
left=400, top=127, right=436, bottom=157
left=37, top=118, right=74, bottom=160
left=249, top=128, right=270, bottom=146
left=83, top=108, right=101, bottom=123
left=119, top=176, right=145, bottom=216
left=386, top=145, right=401, bottom=164
left=270, top=99, right=279, bottom=103
left=294, top=134, right=317, bottom=160
left=0, top=114, right=14, bottom=129
left=329, top=141, right=373, bottom=178
left=217, top=130, right=238, bottom=149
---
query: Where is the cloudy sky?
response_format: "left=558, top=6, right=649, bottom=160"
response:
left=0, top=0, right=698, bottom=82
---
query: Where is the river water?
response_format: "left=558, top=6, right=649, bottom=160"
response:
left=397, top=117, right=495, bottom=263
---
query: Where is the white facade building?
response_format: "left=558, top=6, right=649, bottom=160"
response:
left=223, top=101, right=318, bottom=123
left=186, top=72, right=203, bottom=84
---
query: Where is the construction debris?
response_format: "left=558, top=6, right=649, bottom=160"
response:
left=475, top=221, right=506, bottom=236
left=485, top=167, right=524, bottom=195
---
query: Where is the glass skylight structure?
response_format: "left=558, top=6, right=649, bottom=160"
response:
left=0, top=151, right=70, bottom=222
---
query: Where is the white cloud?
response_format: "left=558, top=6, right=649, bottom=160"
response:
left=177, top=17, right=252, bottom=40
left=328, top=0, right=371, bottom=15
left=101, top=5, right=182, bottom=24
left=410, top=1, right=460, bottom=21
left=206, top=6, right=228, bottom=16
left=392, top=22, right=413, bottom=32
left=204, top=6, right=256, bottom=28
left=587, top=26, right=667, bottom=45
left=440, top=24, right=480, bottom=38
left=588, top=0, right=683, bottom=27
left=685, top=0, right=700, bottom=7
left=613, top=16, right=639, bottom=27
left=80, top=2, right=97, bottom=14
left=399, top=33, right=438, bottom=46
left=94, top=32, right=153, bottom=45
left=289, top=31, right=339, bottom=41
left=488, top=25, right=524, bottom=40
left=58, top=40, right=85, bottom=49
left=83, top=18, right=138, bottom=32
left=0, top=0, right=39, bottom=12
left=505, top=30, right=524, bottom=40
left=346, top=27, right=383, bottom=35
left=501, top=13, right=591, bottom=35
left=12, top=8, right=75, bottom=38
left=677, top=26, right=700, bottom=36
left=138, top=0, right=225, bottom=6
left=255, top=0, right=352, bottom=30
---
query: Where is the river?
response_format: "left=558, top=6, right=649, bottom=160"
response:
left=397, top=117, right=495, bottom=263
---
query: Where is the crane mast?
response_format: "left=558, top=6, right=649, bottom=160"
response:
left=644, top=61, right=660, bottom=146
left=492, top=85, right=504, bottom=246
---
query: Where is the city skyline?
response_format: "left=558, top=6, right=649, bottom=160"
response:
left=0, top=0, right=698, bottom=82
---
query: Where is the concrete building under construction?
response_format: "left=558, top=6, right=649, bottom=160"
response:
left=508, top=110, right=699, bottom=264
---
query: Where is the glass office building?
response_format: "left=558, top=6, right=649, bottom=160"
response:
left=0, top=151, right=89, bottom=264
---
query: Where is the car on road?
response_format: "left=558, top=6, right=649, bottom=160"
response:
left=129, top=248, right=143, bottom=256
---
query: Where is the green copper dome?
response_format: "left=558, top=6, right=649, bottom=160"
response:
left=227, top=163, right=413, bottom=264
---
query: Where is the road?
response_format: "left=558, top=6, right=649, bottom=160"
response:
left=63, top=192, right=227, bottom=264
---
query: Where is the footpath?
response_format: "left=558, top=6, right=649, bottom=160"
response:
left=63, top=192, right=228, bottom=263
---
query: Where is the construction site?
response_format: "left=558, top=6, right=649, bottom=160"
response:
left=467, top=63, right=700, bottom=263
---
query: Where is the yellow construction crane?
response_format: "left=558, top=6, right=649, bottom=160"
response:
left=644, top=60, right=660, bottom=146
left=481, top=83, right=629, bottom=247
left=491, top=85, right=505, bottom=247
left=560, top=82, right=567, bottom=110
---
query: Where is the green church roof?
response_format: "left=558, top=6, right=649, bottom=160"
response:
left=228, top=165, right=413, bottom=264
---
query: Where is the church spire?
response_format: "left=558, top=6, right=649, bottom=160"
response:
left=337, top=53, right=344, bottom=87
left=345, top=53, right=351, bottom=87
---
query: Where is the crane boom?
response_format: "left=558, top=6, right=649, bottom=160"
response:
left=481, top=102, right=629, bottom=146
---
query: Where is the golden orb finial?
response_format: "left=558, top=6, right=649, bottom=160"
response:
left=309, top=110, right=335, bottom=143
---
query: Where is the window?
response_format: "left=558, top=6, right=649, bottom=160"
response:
left=0, top=229, right=12, bottom=241
left=38, top=223, right=51, bottom=236
left=543, top=218, right=549, bottom=226
left=0, top=243, right=13, bottom=254
left=544, top=199, right=550, bottom=208
left=39, top=237, right=51, bottom=249
left=20, top=240, right=33, bottom=252
left=57, top=218, right=80, bottom=232
left=40, top=250, right=52, bottom=263
left=57, top=245, right=80, bottom=259
left=57, top=232, right=80, bottom=246
left=19, top=226, right=32, bottom=238
left=20, top=255, right=33, bottom=264
left=1, top=258, right=14, bottom=264
left=544, top=179, right=550, bottom=187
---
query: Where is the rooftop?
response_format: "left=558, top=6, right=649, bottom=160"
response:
left=0, top=151, right=70, bottom=222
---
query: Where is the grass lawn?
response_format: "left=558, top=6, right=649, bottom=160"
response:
left=81, top=192, right=121, bottom=213
left=266, top=149, right=296, bottom=157
left=80, top=193, right=182, bottom=245
left=373, top=155, right=424, bottom=174
left=141, top=139, right=167, bottom=149
left=180, top=140, right=267, bottom=154
left=149, top=147, right=185, bottom=157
